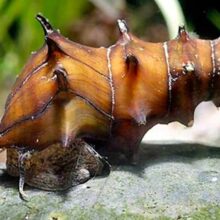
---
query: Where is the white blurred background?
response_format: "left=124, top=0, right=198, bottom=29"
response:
left=143, top=101, right=220, bottom=147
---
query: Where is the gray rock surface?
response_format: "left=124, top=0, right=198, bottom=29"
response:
left=0, top=143, right=220, bottom=220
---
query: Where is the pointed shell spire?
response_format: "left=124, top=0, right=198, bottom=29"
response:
left=117, top=19, right=129, bottom=34
left=36, top=13, right=59, bottom=54
left=36, top=13, right=54, bottom=36
left=177, top=25, right=189, bottom=42
left=117, top=19, right=131, bottom=43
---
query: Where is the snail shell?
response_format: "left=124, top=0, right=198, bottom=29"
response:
left=0, top=14, right=220, bottom=194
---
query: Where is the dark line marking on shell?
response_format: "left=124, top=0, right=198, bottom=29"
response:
left=68, top=90, right=113, bottom=120
left=1, top=86, right=112, bottom=142
left=4, top=62, right=49, bottom=111
left=0, top=91, right=59, bottom=137
left=55, top=43, right=110, bottom=80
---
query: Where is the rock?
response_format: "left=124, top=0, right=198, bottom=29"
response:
left=0, top=143, right=220, bottom=219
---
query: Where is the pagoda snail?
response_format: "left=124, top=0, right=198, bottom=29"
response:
left=0, top=14, right=220, bottom=199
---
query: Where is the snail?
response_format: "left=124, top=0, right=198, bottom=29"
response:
left=0, top=14, right=220, bottom=199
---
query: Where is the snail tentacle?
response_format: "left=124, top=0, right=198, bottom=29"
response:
left=18, top=148, right=34, bottom=201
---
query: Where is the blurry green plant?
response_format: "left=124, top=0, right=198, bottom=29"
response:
left=207, top=9, right=220, bottom=31
left=0, top=0, right=90, bottom=84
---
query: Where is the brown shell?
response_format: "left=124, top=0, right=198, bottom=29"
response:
left=0, top=15, right=220, bottom=159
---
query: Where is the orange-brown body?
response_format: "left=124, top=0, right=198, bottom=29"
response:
left=0, top=15, right=220, bottom=159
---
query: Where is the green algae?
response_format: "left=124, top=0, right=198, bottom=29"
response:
left=181, top=206, right=220, bottom=220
